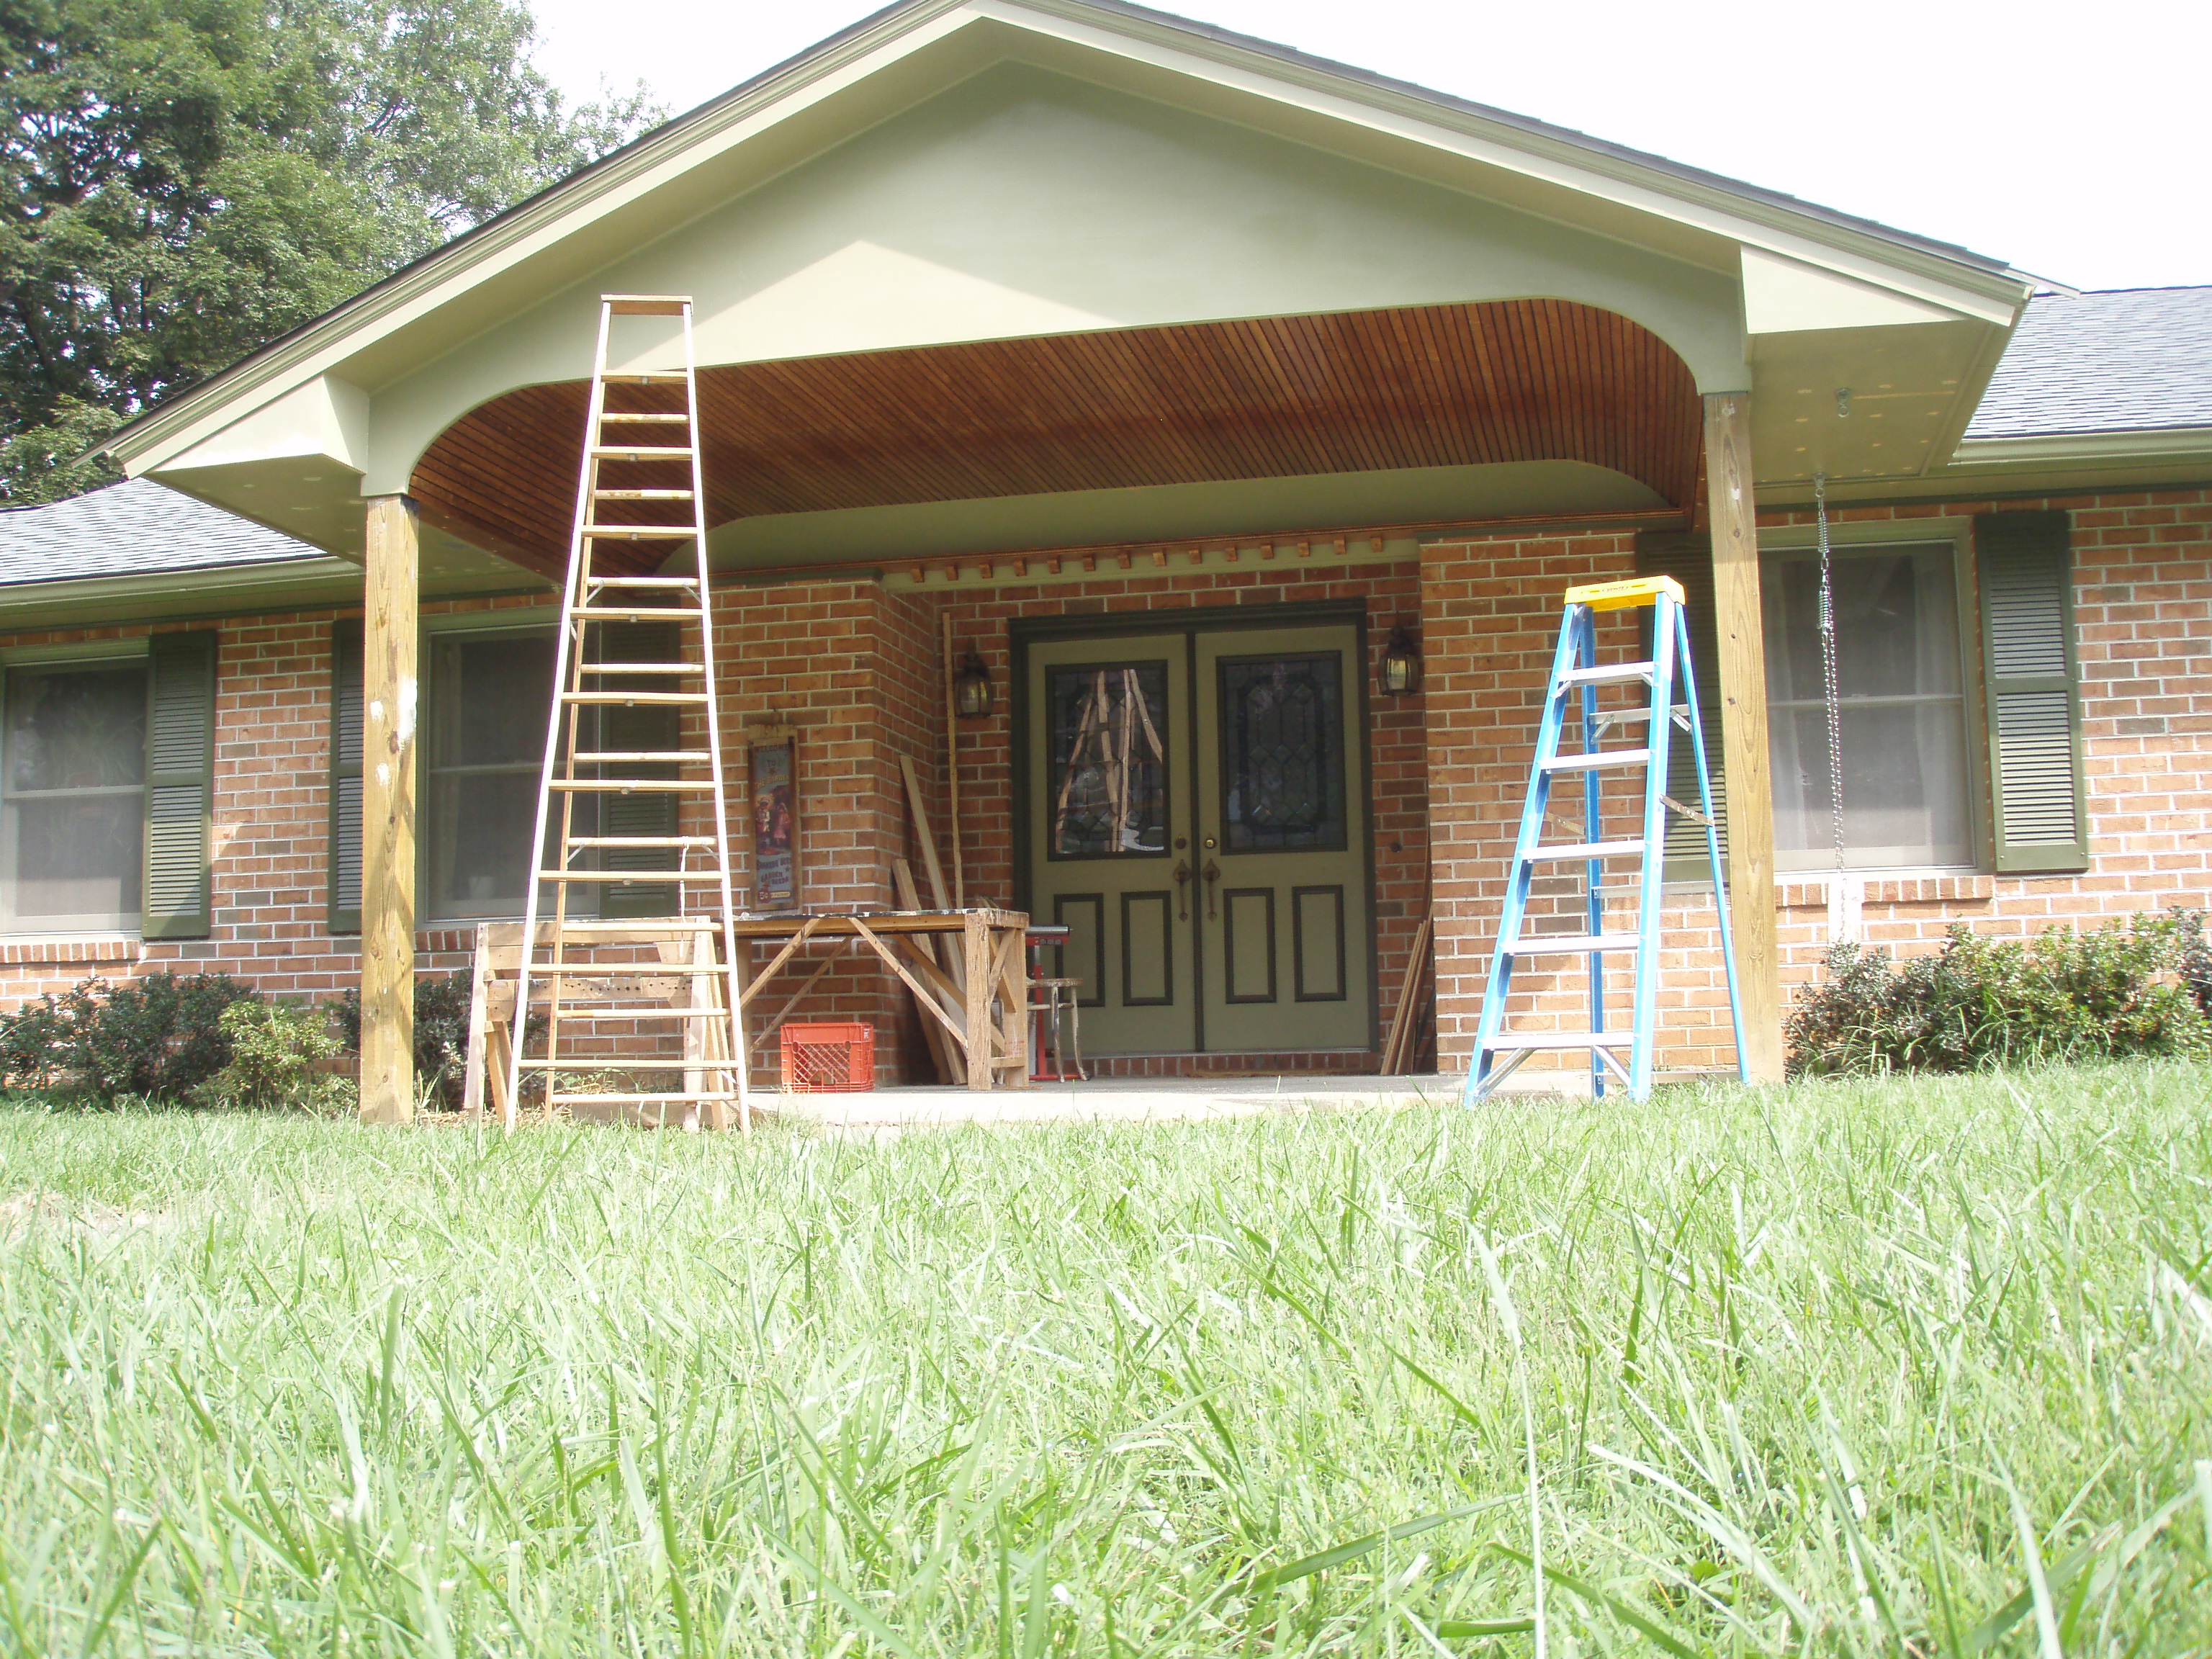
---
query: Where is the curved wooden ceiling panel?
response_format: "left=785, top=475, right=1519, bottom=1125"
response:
left=410, top=298, right=1700, bottom=576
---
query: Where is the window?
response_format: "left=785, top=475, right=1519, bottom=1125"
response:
left=1048, top=662, right=1169, bottom=858
left=1, top=660, right=148, bottom=931
left=423, top=629, right=573, bottom=921
left=1763, top=544, right=1971, bottom=869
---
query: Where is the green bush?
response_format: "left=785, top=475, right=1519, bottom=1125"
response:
left=0, top=972, right=261, bottom=1104
left=191, top=1000, right=352, bottom=1114
left=1787, top=911, right=2212, bottom=1077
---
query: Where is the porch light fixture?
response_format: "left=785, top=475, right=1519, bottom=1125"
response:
left=1379, top=626, right=1421, bottom=696
left=953, top=650, right=994, bottom=719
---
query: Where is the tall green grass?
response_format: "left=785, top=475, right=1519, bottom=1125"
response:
left=0, top=1066, right=2207, bottom=1655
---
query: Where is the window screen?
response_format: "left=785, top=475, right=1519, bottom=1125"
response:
left=1, top=661, right=148, bottom=930
left=1763, top=545, right=1970, bottom=869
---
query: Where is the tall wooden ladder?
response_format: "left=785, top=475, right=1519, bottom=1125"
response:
left=505, top=295, right=750, bottom=1130
left=1461, top=576, right=1745, bottom=1103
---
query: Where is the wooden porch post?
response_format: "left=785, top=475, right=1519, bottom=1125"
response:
left=1701, top=393, right=1785, bottom=1083
left=360, top=495, right=419, bottom=1123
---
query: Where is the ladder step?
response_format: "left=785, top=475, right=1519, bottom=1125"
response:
left=572, top=750, right=714, bottom=763
left=577, top=663, right=704, bottom=676
left=521, top=962, right=729, bottom=976
left=586, top=575, right=699, bottom=589
left=1485, top=1032, right=1635, bottom=1050
left=548, top=1006, right=732, bottom=1018
left=598, top=413, right=690, bottom=425
left=1504, top=932, right=1642, bottom=955
left=1559, top=662, right=1656, bottom=687
left=558, top=691, right=711, bottom=706
left=565, top=835, right=718, bottom=848
left=601, top=371, right=690, bottom=383
left=547, top=776, right=715, bottom=790
left=593, top=490, right=695, bottom=500
left=1523, top=840, right=1646, bottom=862
left=521, top=1058, right=724, bottom=1072
left=1542, top=749, right=1651, bottom=773
left=591, top=446, right=693, bottom=459
left=583, top=526, right=698, bottom=539
left=536, top=868, right=721, bottom=882
left=575, top=606, right=709, bottom=622
left=551, top=1093, right=745, bottom=1105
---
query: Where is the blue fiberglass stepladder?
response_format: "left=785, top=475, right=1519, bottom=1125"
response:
left=1461, top=577, right=1747, bottom=1103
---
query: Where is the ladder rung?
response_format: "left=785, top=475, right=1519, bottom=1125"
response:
left=1523, top=840, right=1646, bottom=862
left=591, top=446, right=693, bottom=459
left=1485, top=1032, right=1635, bottom=1050
left=547, top=775, right=714, bottom=789
left=558, top=691, right=711, bottom=706
left=564, top=835, right=717, bottom=848
left=577, top=663, right=703, bottom=676
left=1542, top=749, right=1650, bottom=773
left=548, top=1006, right=732, bottom=1018
left=601, top=372, right=690, bottom=384
left=572, top=750, right=714, bottom=763
left=586, top=575, right=699, bottom=588
left=583, top=525, right=698, bottom=539
left=1505, top=932, right=1642, bottom=955
left=1559, top=662, right=1656, bottom=687
left=598, top=413, right=690, bottom=425
left=551, top=1093, right=745, bottom=1105
left=604, top=295, right=691, bottom=315
left=575, top=607, right=709, bottom=622
left=536, top=868, right=721, bottom=882
left=594, top=489, right=695, bottom=501
left=521, top=962, right=729, bottom=976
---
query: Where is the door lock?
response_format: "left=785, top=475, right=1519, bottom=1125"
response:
left=1202, top=834, right=1217, bottom=850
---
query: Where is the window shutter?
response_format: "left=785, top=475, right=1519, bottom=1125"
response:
left=329, top=621, right=363, bottom=932
left=1635, top=532, right=1727, bottom=877
left=596, top=620, right=683, bottom=918
left=142, top=631, right=217, bottom=940
left=1976, top=511, right=2090, bottom=872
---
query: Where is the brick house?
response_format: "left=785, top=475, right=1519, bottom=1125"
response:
left=5, top=0, right=2208, bottom=1107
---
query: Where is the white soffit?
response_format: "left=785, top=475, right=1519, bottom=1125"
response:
left=1741, top=247, right=1969, bottom=336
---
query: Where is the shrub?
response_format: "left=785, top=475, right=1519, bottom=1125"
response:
left=330, top=971, right=536, bottom=1109
left=0, top=973, right=261, bottom=1104
left=192, top=1000, right=351, bottom=1113
left=1787, top=912, right=2212, bottom=1078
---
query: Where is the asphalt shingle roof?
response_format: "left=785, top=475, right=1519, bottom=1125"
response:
left=0, top=478, right=323, bottom=588
left=1966, top=287, right=2212, bottom=439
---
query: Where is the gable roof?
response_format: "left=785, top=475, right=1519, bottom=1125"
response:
left=1965, top=287, right=2212, bottom=439
left=0, top=479, right=323, bottom=588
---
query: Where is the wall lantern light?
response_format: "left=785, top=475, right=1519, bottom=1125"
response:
left=953, top=650, right=994, bottom=719
left=1379, top=626, right=1421, bottom=696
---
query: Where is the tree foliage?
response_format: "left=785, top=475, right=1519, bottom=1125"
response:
left=0, top=0, right=659, bottom=502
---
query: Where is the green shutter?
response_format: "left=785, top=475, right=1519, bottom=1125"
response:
left=595, top=621, right=683, bottom=918
left=329, top=621, right=363, bottom=932
left=141, top=631, right=217, bottom=940
left=1635, top=532, right=1728, bottom=877
left=1977, top=511, right=2090, bottom=872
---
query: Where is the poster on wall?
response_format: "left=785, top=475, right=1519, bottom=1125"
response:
left=749, top=731, right=799, bottom=909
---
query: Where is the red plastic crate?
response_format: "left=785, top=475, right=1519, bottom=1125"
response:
left=780, top=1022, right=875, bottom=1092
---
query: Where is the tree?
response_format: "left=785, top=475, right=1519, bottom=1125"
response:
left=0, top=0, right=658, bottom=503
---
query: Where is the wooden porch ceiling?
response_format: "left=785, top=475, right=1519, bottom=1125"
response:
left=409, top=297, right=1701, bottom=578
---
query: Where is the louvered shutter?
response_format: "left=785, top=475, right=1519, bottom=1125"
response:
left=329, top=621, right=364, bottom=932
left=595, top=620, right=683, bottom=918
left=141, top=631, right=217, bottom=939
left=1977, top=511, right=2090, bottom=872
left=1635, top=533, right=1728, bottom=878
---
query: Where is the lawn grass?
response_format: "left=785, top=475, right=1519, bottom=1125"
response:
left=0, top=1065, right=2208, bottom=1655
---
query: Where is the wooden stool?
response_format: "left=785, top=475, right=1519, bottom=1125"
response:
left=1031, top=977, right=1086, bottom=1082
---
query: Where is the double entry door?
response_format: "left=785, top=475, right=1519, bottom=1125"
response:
left=1022, top=613, right=1372, bottom=1056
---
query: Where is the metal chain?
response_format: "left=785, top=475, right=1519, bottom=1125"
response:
left=1815, top=473, right=1845, bottom=871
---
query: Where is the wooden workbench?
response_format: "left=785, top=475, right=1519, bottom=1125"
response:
left=732, top=908, right=1030, bottom=1090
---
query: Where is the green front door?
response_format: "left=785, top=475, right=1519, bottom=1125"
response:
left=1021, top=616, right=1372, bottom=1058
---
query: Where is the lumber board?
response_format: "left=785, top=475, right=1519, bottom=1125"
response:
left=360, top=494, right=419, bottom=1125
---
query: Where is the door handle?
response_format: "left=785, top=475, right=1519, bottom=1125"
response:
left=1202, top=858, right=1220, bottom=921
left=1173, top=859, right=1191, bottom=921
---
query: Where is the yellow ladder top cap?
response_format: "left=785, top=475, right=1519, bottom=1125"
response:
left=1565, top=575, right=1686, bottom=611
left=603, top=294, right=691, bottom=315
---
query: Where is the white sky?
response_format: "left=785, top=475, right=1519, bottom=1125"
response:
left=525, top=0, right=2208, bottom=293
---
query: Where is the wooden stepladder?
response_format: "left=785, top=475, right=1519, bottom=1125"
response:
left=1462, top=577, right=1746, bottom=1103
left=505, top=295, right=750, bottom=1130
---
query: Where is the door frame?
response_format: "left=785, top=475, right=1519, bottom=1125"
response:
left=1010, top=601, right=1378, bottom=1056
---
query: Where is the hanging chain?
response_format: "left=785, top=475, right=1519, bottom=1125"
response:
left=1815, top=473, right=1845, bottom=872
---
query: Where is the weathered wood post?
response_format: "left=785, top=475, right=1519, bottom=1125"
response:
left=361, top=495, right=419, bottom=1123
left=1701, top=393, right=1784, bottom=1083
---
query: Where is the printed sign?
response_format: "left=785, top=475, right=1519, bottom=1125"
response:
left=750, top=734, right=798, bottom=907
